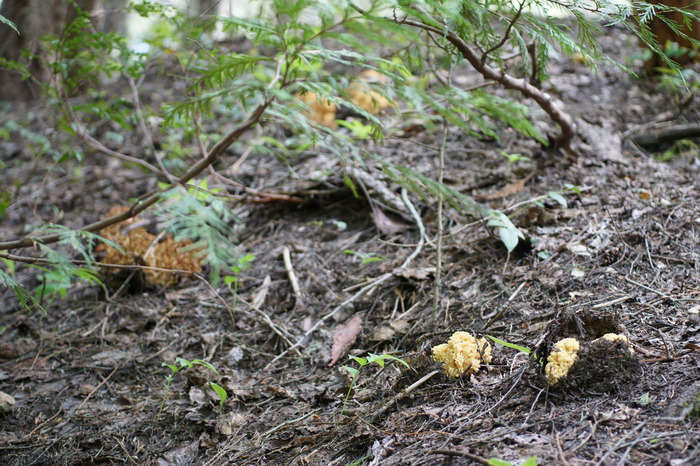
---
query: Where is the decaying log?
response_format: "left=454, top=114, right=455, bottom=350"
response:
left=627, top=122, right=700, bottom=146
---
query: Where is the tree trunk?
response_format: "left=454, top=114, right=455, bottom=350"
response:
left=644, top=0, right=700, bottom=72
left=190, top=0, right=219, bottom=34
left=100, top=0, right=128, bottom=36
left=0, top=0, right=97, bottom=101
left=190, top=0, right=219, bottom=17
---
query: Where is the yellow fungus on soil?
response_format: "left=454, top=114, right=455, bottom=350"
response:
left=545, top=338, right=580, bottom=385
left=432, top=331, right=492, bottom=379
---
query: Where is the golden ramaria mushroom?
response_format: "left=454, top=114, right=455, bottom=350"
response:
left=346, top=69, right=393, bottom=115
left=432, top=331, right=492, bottom=379
left=595, top=333, right=634, bottom=354
left=545, top=338, right=580, bottom=385
left=98, top=206, right=202, bottom=287
left=293, top=91, right=337, bottom=129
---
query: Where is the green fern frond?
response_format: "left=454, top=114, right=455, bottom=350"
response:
left=0, top=267, right=42, bottom=312
left=193, top=54, right=274, bottom=89
left=156, top=187, right=242, bottom=285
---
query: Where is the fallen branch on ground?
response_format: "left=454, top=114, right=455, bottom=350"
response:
left=627, top=122, right=700, bottom=147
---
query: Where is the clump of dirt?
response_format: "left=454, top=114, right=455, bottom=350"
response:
left=563, top=335, right=640, bottom=392
left=535, top=309, right=627, bottom=355
left=536, top=310, right=640, bottom=392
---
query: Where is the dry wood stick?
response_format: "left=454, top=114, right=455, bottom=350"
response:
left=628, top=122, right=700, bottom=146
left=282, top=246, right=302, bottom=302
left=0, top=97, right=272, bottom=251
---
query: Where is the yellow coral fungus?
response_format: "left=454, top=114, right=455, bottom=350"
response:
left=432, top=331, right=492, bottom=379
left=98, top=206, right=202, bottom=287
left=545, top=338, right=580, bottom=385
left=346, top=70, right=393, bottom=115
left=294, top=91, right=337, bottom=128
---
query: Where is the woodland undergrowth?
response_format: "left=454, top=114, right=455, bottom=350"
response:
left=0, top=0, right=698, bottom=315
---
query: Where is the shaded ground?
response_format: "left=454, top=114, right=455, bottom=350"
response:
left=1, top=24, right=699, bottom=465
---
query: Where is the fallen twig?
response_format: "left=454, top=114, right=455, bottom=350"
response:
left=75, top=364, right=121, bottom=414
left=366, top=370, right=440, bottom=422
left=282, top=246, right=302, bottom=304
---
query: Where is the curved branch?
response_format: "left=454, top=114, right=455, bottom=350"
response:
left=480, top=0, right=527, bottom=63
left=401, top=18, right=577, bottom=147
left=0, top=100, right=271, bottom=251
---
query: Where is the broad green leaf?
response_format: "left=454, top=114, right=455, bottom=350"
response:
left=191, top=359, right=218, bottom=374
left=341, top=365, right=359, bottom=377
left=349, top=355, right=368, bottom=366
left=547, top=191, right=567, bottom=207
left=488, top=459, right=512, bottom=466
left=210, top=382, right=228, bottom=404
left=162, top=363, right=179, bottom=372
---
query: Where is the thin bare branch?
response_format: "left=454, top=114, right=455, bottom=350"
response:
left=480, top=0, right=527, bottom=63
left=0, top=100, right=271, bottom=251
left=401, top=18, right=577, bottom=147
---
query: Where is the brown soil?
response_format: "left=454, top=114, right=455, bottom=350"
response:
left=1, top=24, right=699, bottom=465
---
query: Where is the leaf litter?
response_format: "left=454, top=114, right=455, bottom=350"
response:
left=0, top=26, right=699, bottom=466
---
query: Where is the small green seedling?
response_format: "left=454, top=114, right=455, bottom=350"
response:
left=210, top=382, right=228, bottom=414
left=486, top=211, right=525, bottom=253
left=224, top=254, right=255, bottom=286
left=343, top=249, right=388, bottom=265
left=488, top=456, right=538, bottom=466
left=339, top=353, right=409, bottom=420
left=689, top=391, right=700, bottom=419
left=329, top=220, right=347, bottom=231
left=639, top=392, right=657, bottom=406
left=343, top=249, right=387, bottom=278
left=224, top=253, right=255, bottom=309
left=546, top=191, right=568, bottom=208
left=500, top=151, right=532, bottom=164
left=160, top=357, right=226, bottom=415
left=486, top=335, right=543, bottom=366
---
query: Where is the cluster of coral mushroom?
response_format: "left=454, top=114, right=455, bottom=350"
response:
left=431, top=332, right=493, bottom=379
left=293, top=70, right=393, bottom=129
left=98, top=206, right=203, bottom=287
left=432, top=331, right=632, bottom=384
left=544, top=333, right=633, bottom=385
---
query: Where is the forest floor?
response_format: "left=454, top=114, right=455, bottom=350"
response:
left=0, top=23, right=699, bottom=466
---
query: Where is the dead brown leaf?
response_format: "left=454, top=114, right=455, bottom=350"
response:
left=477, top=170, right=536, bottom=200
left=393, top=267, right=436, bottom=281
left=251, top=275, right=271, bottom=309
left=328, top=314, right=363, bottom=367
left=369, top=319, right=409, bottom=342
left=370, top=208, right=410, bottom=235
